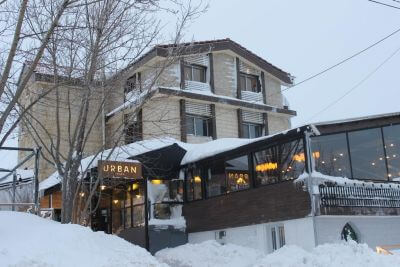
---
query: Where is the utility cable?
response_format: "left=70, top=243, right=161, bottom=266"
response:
left=303, top=44, right=400, bottom=124
left=367, top=0, right=400, bottom=10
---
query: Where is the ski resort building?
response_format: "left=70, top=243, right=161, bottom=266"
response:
left=38, top=112, right=400, bottom=254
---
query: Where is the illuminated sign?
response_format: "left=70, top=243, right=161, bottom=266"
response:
left=98, top=160, right=142, bottom=179
left=227, top=171, right=249, bottom=184
left=256, top=162, right=278, bottom=172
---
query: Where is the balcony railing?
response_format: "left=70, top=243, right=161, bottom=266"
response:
left=318, top=184, right=400, bottom=208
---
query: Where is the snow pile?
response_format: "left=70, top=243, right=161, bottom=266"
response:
left=0, top=211, right=167, bottom=267
left=255, top=241, right=400, bottom=267
left=155, top=240, right=264, bottom=267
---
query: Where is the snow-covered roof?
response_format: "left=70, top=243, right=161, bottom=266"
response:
left=313, top=111, right=400, bottom=126
left=40, top=137, right=193, bottom=192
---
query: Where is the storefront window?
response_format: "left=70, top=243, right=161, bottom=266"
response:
left=125, top=191, right=132, bottom=228
left=383, top=124, right=400, bottom=180
left=186, top=169, right=203, bottom=201
left=254, top=139, right=304, bottom=185
left=112, top=189, right=125, bottom=234
left=348, top=128, right=387, bottom=180
left=225, top=155, right=250, bottom=192
left=311, top=133, right=352, bottom=178
left=206, top=161, right=227, bottom=197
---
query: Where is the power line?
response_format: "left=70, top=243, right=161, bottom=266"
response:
left=304, top=44, right=400, bottom=124
left=278, top=26, right=400, bottom=97
left=367, top=0, right=400, bottom=10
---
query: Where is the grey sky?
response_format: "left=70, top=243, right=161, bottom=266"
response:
left=2, top=0, right=399, bottom=169
left=183, top=0, right=400, bottom=126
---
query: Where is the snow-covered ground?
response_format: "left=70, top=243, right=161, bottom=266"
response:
left=0, top=211, right=166, bottom=267
left=1, top=211, right=400, bottom=267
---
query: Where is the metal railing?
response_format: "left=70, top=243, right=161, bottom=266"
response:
left=319, top=184, right=400, bottom=208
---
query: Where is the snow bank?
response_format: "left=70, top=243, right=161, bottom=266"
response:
left=255, top=241, right=400, bottom=267
left=155, top=240, right=264, bottom=267
left=0, top=211, right=167, bottom=267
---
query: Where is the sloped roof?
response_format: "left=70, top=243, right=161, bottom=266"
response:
left=124, top=38, right=293, bottom=84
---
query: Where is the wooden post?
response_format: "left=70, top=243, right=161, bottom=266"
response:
left=208, top=53, right=215, bottom=93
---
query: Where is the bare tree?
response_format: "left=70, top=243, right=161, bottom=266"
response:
left=20, top=0, right=207, bottom=223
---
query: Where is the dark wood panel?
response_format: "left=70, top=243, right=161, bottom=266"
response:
left=183, top=181, right=311, bottom=233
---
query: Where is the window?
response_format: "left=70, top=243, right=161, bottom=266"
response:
left=206, top=160, right=227, bottom=197
left=254, top=139, right=305, bottom=186
left=225, top=155, right=250, bottom=192
left=383, top=124, right=400, bottom=180
left=125, top=74, right=136, bottom=95
left=186, top=115, right=212, bottom=137
left=271, top=225, right=285, bottom=251
left=348, top=128, right=387, bottom=180
left=184, top=64, right=206, bottom=83
left=240, top=73, right=260, bottom=92
left=186, top=169, right=203, bottom=201
left=242, top=123, right=262, bottom=139
left=311, top=133, right=352, bottom=178
left=124, top=114, right=141, bottom=144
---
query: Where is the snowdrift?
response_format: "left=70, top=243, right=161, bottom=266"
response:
left=0, top=211, right=166, bottom=267
left=156, top=240, right=400, bottom=267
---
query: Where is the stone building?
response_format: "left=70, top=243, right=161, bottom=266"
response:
left=18, top=38, right=296, bottom=181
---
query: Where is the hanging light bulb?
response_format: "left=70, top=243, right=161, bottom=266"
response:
left=113, top=199, right=119, bottom=204
left=79, top=192, right=85, bottom=197
left=100, top=185, right=106, bottom=191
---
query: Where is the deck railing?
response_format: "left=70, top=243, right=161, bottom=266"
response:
left=319, top=184, right=400, bottom=208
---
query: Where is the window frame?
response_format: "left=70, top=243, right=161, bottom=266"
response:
left=186, top=114, right=213, bottom=137
left=184, top=63, right=207, bottom=83
left=239, top=72, right=260, bottom=93
left=241, top=122, right=263, bottom=139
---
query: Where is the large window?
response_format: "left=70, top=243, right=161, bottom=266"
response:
left=348, top=128, right=387, bottom=180
left=254, top=139, right=305, bottom=186
left=225, top=155, right=250, bottom=192
left=186, top=115, right=212, bottom=137
left=205, top=155, right=251, bottom=197
left=311, top=133, right=352, bottom=178
left=242, top=123, right=262, bottom=139
left=240, top=73, right=260, bottom=92
left=184, top=64, right=206, bottom=83
left=124, top=114, right=141, bottom=144
left=186, top=169, right=203, bottom=201
left=383, top=125, right=400, bottom=180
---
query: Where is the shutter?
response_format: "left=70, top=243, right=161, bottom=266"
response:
left=185, top=54, right=209, bottom=66
left=239, top=61, right=260, bottom=76
left=185, top=102, right=212, bottom=117
left=242, top=110, right=263, bottom=124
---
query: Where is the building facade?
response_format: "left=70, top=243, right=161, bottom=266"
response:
left=18, top=39, right=296, bottom=182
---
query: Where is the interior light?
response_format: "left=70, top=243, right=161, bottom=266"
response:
left=236, top=177, right=247, bottom=185
left=79, top=192, right=85, bottom=197
left=390, top=144, right=394, bottom=147
left=393, top=155, right=397, bottom=158
left=333, top=158, right=337, bottom=161
left=136, top=195, right=141, bottom=199
left=338, top=168, right=342, bottom=171
left=388, top=174, right=392, bottom=178
left=194, top=176, right=201, bottom=183
left=321, top=161, right=325, bottom=164
left=371, top=162, right=376, bottom=166
left=151, top=179, right=162, bottom=185
left=379, top=157, right=383, bottom=161
left=339, top=153, right=343, bottom=157
left=386, top=156, right=390, bottom=159
left=113, top=199, right=119, bottom=204
left=132, top=183, right=139, bottom=190
left=256, top=162, right=278, bottom=172
left=100, top=185, right=106, bottom=191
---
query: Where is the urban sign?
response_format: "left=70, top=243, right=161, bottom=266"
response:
left=98, top=160, right=142, bottom=179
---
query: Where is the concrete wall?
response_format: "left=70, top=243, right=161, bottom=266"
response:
left=18, top=81, right=103, bottom=181
left=267, top=113, right=291, bottom=135
left=213, top=52, right=236, bottom=98
left=215, top=105, right=239, bottom=138
left=315, top=215, right=400, bottom=248
left=188, top=217, right=316, bottom=254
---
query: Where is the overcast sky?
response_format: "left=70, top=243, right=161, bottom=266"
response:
left=2, top=0, right=400, bottom=169
left=183, top=0, right=400, bottom=126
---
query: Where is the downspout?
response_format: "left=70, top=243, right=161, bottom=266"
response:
left=304, top=130, right=319, bottom=247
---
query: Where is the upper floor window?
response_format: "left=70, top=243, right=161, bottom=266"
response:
left=242, top=122, right=262, bottom=139
left=240, top=73, right=260, bottom=93
left=125, top=74, right=136, bottom=95
left=124, top=113, right=141, bottom=144
left=186, top=115, right=212, bottom=137
left=184, top=64, right=206, bottom=83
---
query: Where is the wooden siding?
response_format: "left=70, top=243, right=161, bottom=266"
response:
left=183, top=181, right=311, bottom=233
